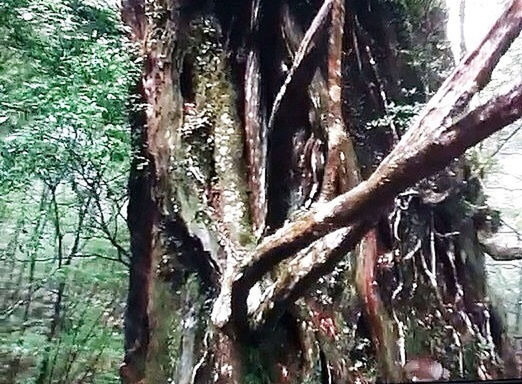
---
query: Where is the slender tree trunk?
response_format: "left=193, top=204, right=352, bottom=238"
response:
left=6, top=187, right=50, bottom=383
left=36, top=194, right=90, bottom=384
left=516, top=266, right=522, bottom=333
left=459, top=0, right=467, bottom=60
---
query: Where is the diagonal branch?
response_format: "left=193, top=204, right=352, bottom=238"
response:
left=255, top=223, right=369, bottom=333
left=224, top=1, right=522, bottom=331
left=481, top=237, right=522, bottom=261
left=268, top=0, right=333, bottom=129
left=232, top=81, right=522, bottom=331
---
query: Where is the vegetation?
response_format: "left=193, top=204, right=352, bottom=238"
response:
left=1, top=0, right=522, bottom=383
left=0, top=0, right=137, bottom=382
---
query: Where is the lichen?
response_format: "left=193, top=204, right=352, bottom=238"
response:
left=174, top=17, right=254, bottom=248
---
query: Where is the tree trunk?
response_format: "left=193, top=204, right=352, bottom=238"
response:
left=120, top=0, right=522, bottom=383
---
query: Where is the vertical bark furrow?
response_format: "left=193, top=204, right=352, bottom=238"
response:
left=121, top=76, right=156, bottom=384
left=244, top=0, right=268, bottom=239
left=121, top=1, right=184, bottom=382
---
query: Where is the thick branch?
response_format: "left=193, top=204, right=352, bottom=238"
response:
left=238, top=82, right=522, bottom=316
left=226, top=1, right=522, bottom=329
left=256, top=223, right=368, bottom=332
left=243, top=81, right=522, bottom=333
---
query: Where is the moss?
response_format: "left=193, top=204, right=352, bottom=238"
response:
left=174, top=17, right=254, bottom=247
left=243, top=346, right=272, bottom=384
left=146, top=272, right=182, bottom=382
left=145, top=272, right=210, bottom=383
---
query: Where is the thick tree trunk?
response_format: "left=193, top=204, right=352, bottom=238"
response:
left=120, top=0, right=522, bottom=383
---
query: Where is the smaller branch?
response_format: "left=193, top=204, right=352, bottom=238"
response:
left=93, top=193, right=131, bottom=260
left=500, top=218, right=522, bottom=240
left=256, top=223, right=368, bottom=333
left=14, top=252, right=131, bottom=266
left=50, top=186, right=64, bottom=267
left=268, top=0, right=333, bottom=129
left=488, top=124, right=522, bottom=158
left=480, top=238, right=522, bottom=261
left=0, top=101, right=30, bottom=113
left=71, top=253, right=131, bottom=267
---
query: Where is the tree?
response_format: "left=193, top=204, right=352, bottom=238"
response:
left=119, top=0, right=522, bottom=383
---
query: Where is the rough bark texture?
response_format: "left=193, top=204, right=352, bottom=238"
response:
left=120, top=0, right=522, bottom=383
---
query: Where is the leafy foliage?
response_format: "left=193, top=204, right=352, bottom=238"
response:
left=0, top=0, right=138, bottom=382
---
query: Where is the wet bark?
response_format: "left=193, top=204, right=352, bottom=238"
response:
left=120, top=1, right=183, bottom=381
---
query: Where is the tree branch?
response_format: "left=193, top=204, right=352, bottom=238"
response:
left=223, top=1, right=522, bottom=330
left=480, top=237, right=522, bottom=261
left=268, top=0, right=333, bottom=129
left=231, top=81, right=522, bottom=330
left=255, top=223, right=368, bottom=333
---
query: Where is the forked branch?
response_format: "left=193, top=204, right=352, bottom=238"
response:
left=223, top=0, right=522, bottom=331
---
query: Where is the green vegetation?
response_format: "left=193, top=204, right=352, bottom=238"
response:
left=0, top=0, right=138, bottom=382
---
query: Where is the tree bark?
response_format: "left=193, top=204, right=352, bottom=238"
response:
left=120, top=1, right=522, bottom=382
